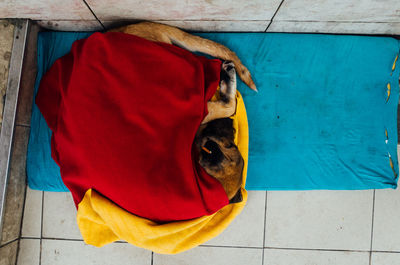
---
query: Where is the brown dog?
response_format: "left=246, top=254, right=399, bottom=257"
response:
left=195, top=117, right=244, bottom=201
left=109, top=22, right=251, bottom=200
left=195, top=61, right=244, bottom=200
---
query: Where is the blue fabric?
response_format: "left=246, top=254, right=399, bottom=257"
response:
left=28, top=31, right=400, bottom=191
left=27, top=32, right=92, bottom=191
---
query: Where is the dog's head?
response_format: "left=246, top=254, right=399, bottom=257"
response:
left=196, top=118, right=244, bottom=200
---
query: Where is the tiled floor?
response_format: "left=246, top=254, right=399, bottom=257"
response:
left=16, top=175, right=400, bottom=265
left=1, top=0, right=400, bottom=34
left=4, top=15, right=400, bottom=265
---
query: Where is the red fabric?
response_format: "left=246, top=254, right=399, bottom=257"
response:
left=36, top=32, right=229, bottom=222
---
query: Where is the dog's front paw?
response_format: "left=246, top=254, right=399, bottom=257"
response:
left=220, top=61, right=237, bottom=104
left=222, top=61, right=235, bottom=75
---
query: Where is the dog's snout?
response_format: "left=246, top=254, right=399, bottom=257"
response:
left=203, top=140, right=220, bottom=155
left=200, top=140, right=224, bottom=166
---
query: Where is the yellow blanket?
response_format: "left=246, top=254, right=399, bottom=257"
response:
left=76, top=92, right=249, bottom=254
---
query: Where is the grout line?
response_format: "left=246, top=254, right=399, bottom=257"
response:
left=28, top=19, right=400, bottom=24
left=39, top=191, right=43, bottom=265
left=15, top=183, right=29, bottom=265
left=41, top=237, right=84, bottom=242
left=20, top=236, right=41, bottom=240
left=372, top=250, right=400, bottom=254
left=201, top=244, right=373, bottom=253
left=153, top=19, right=270, bottom=22
left=24, top=237, right=400, bottom=254
left=81, top=0, right=105, bottom=30
left=18, top=185, right=28, bottom=239
left=265, top=0, right=286, bottom=32
left=262, top=191, right=268, bottom=264
left=199, top=245, right=263, bottom=249
left=15, top=123, right=30, bottom=128
left=35, top=19, right=269, bottom=22
left=29, top=237, right=127, bottom=242
left=0, top=237, right=19, bottom=248
left=369, top=190, right=376, bottom=265
left=264, top=246, right=370, bottom=253
left=268, top=20, right=400, bottom=24
left=15, top=239, right=21, bottom=265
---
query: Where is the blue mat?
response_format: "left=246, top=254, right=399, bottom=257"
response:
left=27, top=31, right=400, bottom=191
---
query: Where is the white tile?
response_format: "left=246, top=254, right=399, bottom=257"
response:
left=104, top=20, right=269, bottom=32
left=373, top=188, right=400, bottom=251
left=371, top=252, right=400, bottom=265
left=17, top=239, right=40, bottom=265
left=265, top=190, right=373, bottom=251
left=0, top=0, right=95, bottom=20
left=37, top=20, right=104, bottom=31
left=267, top=21, right=400, bottom=35
left=21, top=188, right=42, bottom=238
left=204, top=191, right=266, bottom=247
left=42, top=192, right=82, bottom=239
left=41, top=239, right=151, bottom=265
left=154, top=246, right=262, bottom=265
left=87, top=0, right=282, bottom=21
left=264, top=248, right=369, bottom=265
left=274, top=0, right=400, bottom=22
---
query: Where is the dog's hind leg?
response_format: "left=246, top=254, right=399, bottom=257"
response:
left=110, top=22, right=256, bottom=91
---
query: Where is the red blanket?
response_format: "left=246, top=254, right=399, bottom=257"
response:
left=36, top=32, right=229, bottom=222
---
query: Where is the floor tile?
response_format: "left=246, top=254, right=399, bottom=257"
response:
left=41, top=239, right=151, bottom=265
left=17, top=239, right=40, bottom=265
left=204, top=191, right=266, bottom=247
left=267, top=21, right=400, bottom=35
left=87, top=0, right=282, bottom=21
left=0, top=0, right=95, bottom=20
left=1, top=126, right=29, bottom=244
left=0, top=240, right=18, bottom=265
left=373, top=188, right=400, bottom=251
left=42, top=192, right=82, bottom=239
left=371, top=252, right=400, bottom=265
left=264, top=248, right=369, bottom=265
left=274, top=0, right=400, bottom=22
left=265, top=190, right=373, bottom=251
left=21, top=187, right=42, bottom=238
left=154, top=246, right=263, bottom=265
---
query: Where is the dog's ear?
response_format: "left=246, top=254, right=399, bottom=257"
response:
left=229, top=189, right=243, bottom=203
left=200, top=118, right=235, bottom=141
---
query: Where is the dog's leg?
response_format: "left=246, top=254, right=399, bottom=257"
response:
left=202, top=61, right=237, bottom=124
left=109, top=22, right=256, bottom=91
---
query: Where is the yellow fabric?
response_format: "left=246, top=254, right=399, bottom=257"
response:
left=76, top=92, right=249, bottom=254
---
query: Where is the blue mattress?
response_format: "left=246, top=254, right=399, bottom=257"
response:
left=27, top=31, right=400, bottom=191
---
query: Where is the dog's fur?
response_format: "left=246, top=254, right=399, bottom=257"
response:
left=195, top=118, right=244, bottom=200
left=109, top=22, right=251, bottom=200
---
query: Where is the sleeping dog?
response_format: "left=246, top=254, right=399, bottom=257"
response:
left=195, top=61, right=244, bottom=201
left=109, top=22, right=255, bottom=200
